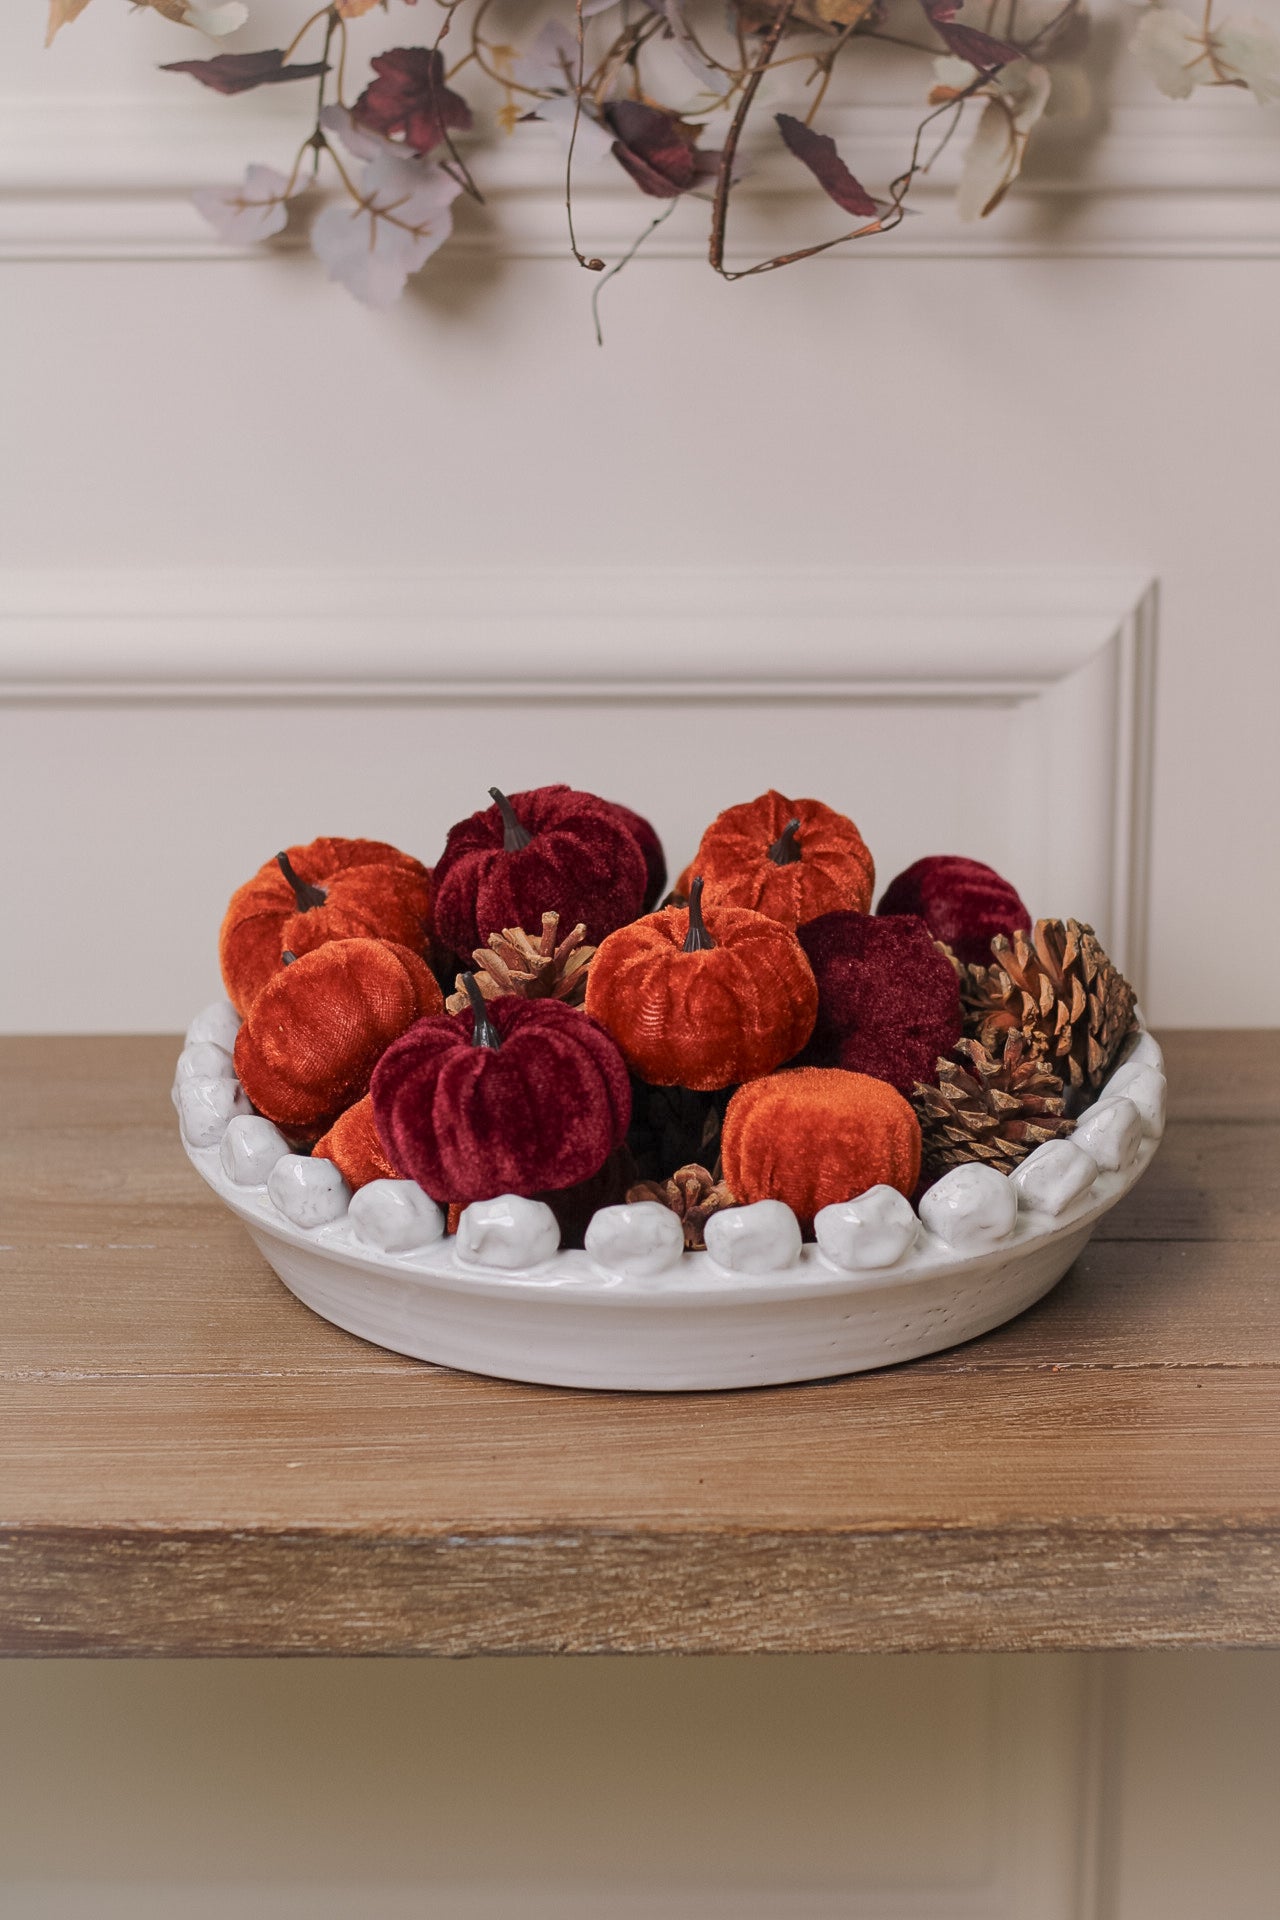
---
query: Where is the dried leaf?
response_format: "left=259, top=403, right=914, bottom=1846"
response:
left=605, top=100, right=719, bottom=197
left=310, top=150, right=461, bottom=308
left=193, top=163, right=296, bottom=244
left=920, top=0, right=1020, bottom=71
left=45, top=0, right=94, bottom=45
left=162, top=50, right=330, bottom=94
left=1131, top=6, right=1280, bottom=102
left=351, top=47, right=474, bottom=157
left=955, top=59, right=1050, bottom=220
left=775, top=112, right=878, bottom=217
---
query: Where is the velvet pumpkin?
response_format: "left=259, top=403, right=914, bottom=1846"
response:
left=877, top=855, right=1030, bottom=968
left=432, top=785, right=650, bottom=956
left=722, top=1067, right=922, bottom=1232
left=584, top=877, right=818, bottom=1092
left=797, top=910, right=962, bottom=1096
left=220, top=836, right=432, bottom=1015
left=313, top=1094, right=401, bottom=1189
left=693, top=790, right=875, bottom=931
left=370, top=978, right=632, bottom=1205
left=605, top=799, right=668, bottom=913
left=233, top=938, right=442, bottom=1139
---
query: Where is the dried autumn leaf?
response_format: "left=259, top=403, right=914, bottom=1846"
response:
left=351, top=47, right=474, bottom=157
left=310, top=150, right=461, bottom=307
left=605, top=100, right=720, bottom=197
left=46, top=0, right=96, bottom=42
left=920, top=0, right=1020, bottom=72
left=1131, top=6, right=1280, bottom=102
left=162, top=49, right=330, bottom=94
left=955, top=57, right=1050, bottom=220
left=146, top=0, right=249, bottom=29
left=775, top=112, right=878, bottom=217
left=193, top=163, right=296, bottom=245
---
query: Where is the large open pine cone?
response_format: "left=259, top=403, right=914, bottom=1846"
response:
left=445, top=911, right=595, bottom=1013
left=961, top=918, right=1136, bottom=1093
left=914, top=1031, right=1075, bottom=1176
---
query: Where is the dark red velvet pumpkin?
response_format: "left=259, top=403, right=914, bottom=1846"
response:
left=432, top=786, right=650, bottom=957
left=876, top=855, right=1030, bottom=967
left=605, top=798, right=667, bottom=912
left=370, top=978, right=632, bottom=1205
left=220, top=836, right=432, bottom=1015
left=233, top=938, right=442, bottom=1139
left=797, top=910, right=962, bottom=1096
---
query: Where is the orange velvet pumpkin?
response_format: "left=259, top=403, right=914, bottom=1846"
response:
left=220, top=837, right=432, bottom=1015
left=584, top=877, right=818, bottom=1092
left=693, top=790, right=874, bottom=931
left=313, top=1094, right=401, bottom=1189
left=721, top=1067, right=921, bottom=1232
left=234, top=938, right=442, bottom=1139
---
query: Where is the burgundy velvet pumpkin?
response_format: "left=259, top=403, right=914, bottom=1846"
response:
left=876, top=855, right=1030, bottom=968
left=605, top=798, right=667, bottom=912
left=432, top=785, right=650, bottom=956
left=797, top=910, right=962, bottom=1096
left=370, top=978, right=632, bottom=1205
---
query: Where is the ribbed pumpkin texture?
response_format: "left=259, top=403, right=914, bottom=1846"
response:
left=313, top=1094, right=401, bottom=1189
left=693, top=789, right=874, bottom=931
left=370, top=991, right=631, bottom=1205
left=722, top=1068, right=922, bottom=1232
left=432, top=785, right=651, bottom=955
left=233, top=938, right=442, bottom=1139
left=798, top=910, right=963, bottom=1095
left=585, top=879, right=818, bottom=1092
left=219, top=836, right=432, bottom=1015
left=876, top=854, right=1030, bottom=968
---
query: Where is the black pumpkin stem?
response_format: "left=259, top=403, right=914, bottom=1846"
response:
left=277, top=851, right=327, bottom=911
left=683, top=877, right=716, bottom=953
left=281, top=950, right=298, bottom=966
left=767, top=819, right=803, bottom=867
left=489, top=787, right=532, bottom=853
left=462, top=971, right=502, bottom=1050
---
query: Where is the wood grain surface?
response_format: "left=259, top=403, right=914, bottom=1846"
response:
left=2, top=1032, right=1278, bottom=1656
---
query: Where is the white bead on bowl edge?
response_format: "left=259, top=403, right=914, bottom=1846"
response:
left=175, top=1020, right=1165, bottom=1285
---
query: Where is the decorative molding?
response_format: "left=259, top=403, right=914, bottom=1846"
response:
left=1, top=96, right=1278, bottom=262
left=0, top=563, right=1155, bottom=986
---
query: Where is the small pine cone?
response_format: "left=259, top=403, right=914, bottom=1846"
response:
left=962, top=918, right=1136, bottom=1093
left=627, top=1163, right=738, bottom=1251
left=446, top=911, right=595, bottom=1014
left=914, top=1031, right=1075, bottom=1177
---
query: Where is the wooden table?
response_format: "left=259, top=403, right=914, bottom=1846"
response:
left=2, top=1033, right=1277, bottom=1656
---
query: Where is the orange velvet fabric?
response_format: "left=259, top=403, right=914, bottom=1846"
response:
left=233, top=938, right=442, bottom=1139
left=585, top=899, right=818, bottom=1092
left=219, top=836, right=432, bottom=1015
left=722, top=1067, right=921, bottom=1231
left=313, top=1095, right=401, bottom=1189
left=693, top=790, right=875, bottom=931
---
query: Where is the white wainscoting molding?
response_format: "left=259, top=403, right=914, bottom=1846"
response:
left=0, top=95, right=1278, bottom=262
left=0, top=563, right=1155, bottom=990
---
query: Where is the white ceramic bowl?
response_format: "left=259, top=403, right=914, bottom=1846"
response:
left=177, top=1005, right=1165, bottom=1392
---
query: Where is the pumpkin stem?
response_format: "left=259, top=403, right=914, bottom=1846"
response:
left=281, top=950, right=298, bottom=966
left=767, top=819, right=803, bottom=867
left=683, top=877, right=716, bottom=953
left=276, top=851, right=327, bottom=911
left=462, top=971, right=501, bottom=1050
left=489, top=787, right=532, bottom=853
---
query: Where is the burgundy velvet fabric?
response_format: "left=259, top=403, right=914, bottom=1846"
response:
left=432, top=785, right=649, bottom=955
left=605, top=799, right=668, bottom=913
left=797, top=911, right=963, bottom=1096
left=876, top=855, right=1030, bottom=968
left=370, top=995, right=632, bottom=1205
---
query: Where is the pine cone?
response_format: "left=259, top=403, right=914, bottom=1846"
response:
left=962, top=919, right=1136, bottom=1093
left=445, top=912, right=595, bottom=1013
left=627, top=1163, right=738, bottom=1251
left=914, top=1032, right=1075, bottom=1176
